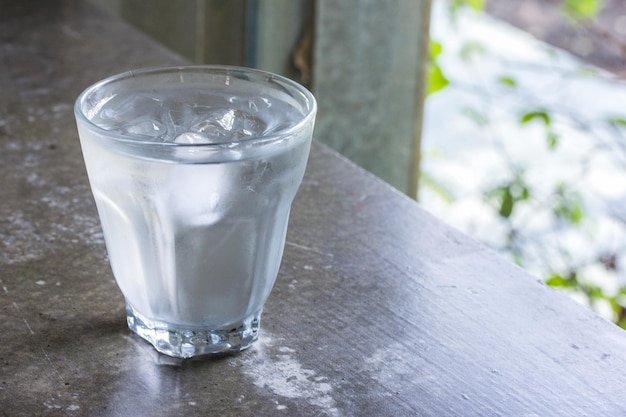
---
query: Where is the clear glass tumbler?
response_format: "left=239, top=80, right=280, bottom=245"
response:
left=74, top=66, right=316, bottom=358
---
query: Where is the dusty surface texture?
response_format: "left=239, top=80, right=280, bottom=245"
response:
left=487, top=0, right=626, bottom=77
left=2, top=1, right=626, bottom=416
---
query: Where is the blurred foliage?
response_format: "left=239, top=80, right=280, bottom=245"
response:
left=445, top=0, right=603, bottom=21
left=563, top=0, right=601, bottom=20
left=519, top=110, right=560, bottom=148
left=426, top=0, right=626, bottom=328
left=449, top=0, right=485, bottom=13
left=486, top=174, right=531, bottom=219
left=553, top=183, right=585, bottom=225
left=427, top=41, right=450, bottom=95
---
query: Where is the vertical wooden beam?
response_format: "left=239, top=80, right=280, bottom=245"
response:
left=312, top=0, right=431, bottom=197
left=410, top=0, right=432, bottom=199
left=245, top=0, right=313, bottom=82
left=194, top=0, right=206, bottom=63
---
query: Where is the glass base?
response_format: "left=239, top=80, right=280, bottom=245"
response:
left=125, top=303, right=261, bottom=358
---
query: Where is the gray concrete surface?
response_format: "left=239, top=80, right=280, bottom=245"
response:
left=2, top=1, right=626, bottom=416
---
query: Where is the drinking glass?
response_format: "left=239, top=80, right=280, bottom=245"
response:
left=74, top=66, right=316, bottom=358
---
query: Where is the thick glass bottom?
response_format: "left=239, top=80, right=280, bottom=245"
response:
left=125, top=303, right=261, bottom=358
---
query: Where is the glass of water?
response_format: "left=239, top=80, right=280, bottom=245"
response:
left=74, top=66, right=316, bottom=358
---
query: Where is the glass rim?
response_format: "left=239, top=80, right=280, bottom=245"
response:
left=74, top=65, right=317, bottom=149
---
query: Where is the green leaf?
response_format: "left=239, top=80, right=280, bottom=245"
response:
left=427, top=40, right=450, bottom=95
left=608, top=116, right=626, bottom=127
left=460, top=41, right=487, bottom=62
left=609, top=297, right=622, bottom=312
left=547, top=131, right=560, bottom=149
left=563, top=0, right=600, bottom=20
left=463, top=107, right=489, bottom=126
left=546, top=273, right=577, bottom=288
left=486, top=176, right=531, bottom=219
left=430, top=40, right=443, bottom=58
left=571, top=206, right=583, bottom=224
left=451, top=0, right=485, bottom=12
left=553, top=184, right=585, bottom=224
left=464, top=0, right=485, bottom=11
left=511, top=251, right=524, bottom=267
left=521, top=110, right=551, bottom=126
left=587, top=285, right=606, bottom=300
left=499, top=187, right=514, bottom=218
left=498, top=76, right=517, bottom=88
left=519, top=185, right=530, bottom=200
left=427, top=64, right=450, bottom=95
left=576, top=66, right=600, bottom=76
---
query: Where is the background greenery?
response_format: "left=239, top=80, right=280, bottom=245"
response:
left=426, top=0, right=626, bottom=328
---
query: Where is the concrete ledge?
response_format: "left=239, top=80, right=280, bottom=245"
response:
left=1, top=1, right=626, bottom=415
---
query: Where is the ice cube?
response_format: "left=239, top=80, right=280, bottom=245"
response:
left=189, top=109, right=236, bottom=139
left=157, top=101, right=194, bottom=138
left=227, top=96, right=272, bottom=113
left=89, top=92, right=167, bottom=138
left=119, top=118, right=166, bottom=138
left=172, top=132, right=243, bottom=161
left=98, top=93, right=163, bottom=123
left=173, top=132, right=211, bottom=144
left=189, top=108, right=266, bottom=142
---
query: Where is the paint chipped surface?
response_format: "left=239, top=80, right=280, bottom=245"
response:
left=0, top=128, right=104, bottom=265
left=231, top=334, right=341, bottom=416
left=363, top=341, right=433, bottom=396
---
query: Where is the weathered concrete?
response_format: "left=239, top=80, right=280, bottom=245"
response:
left=2, top=1, right=626, bottom=416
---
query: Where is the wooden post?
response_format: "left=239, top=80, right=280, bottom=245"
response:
left=244, top=0, right=314, bottom=83
left=312, top=0, right=431, bottom=197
